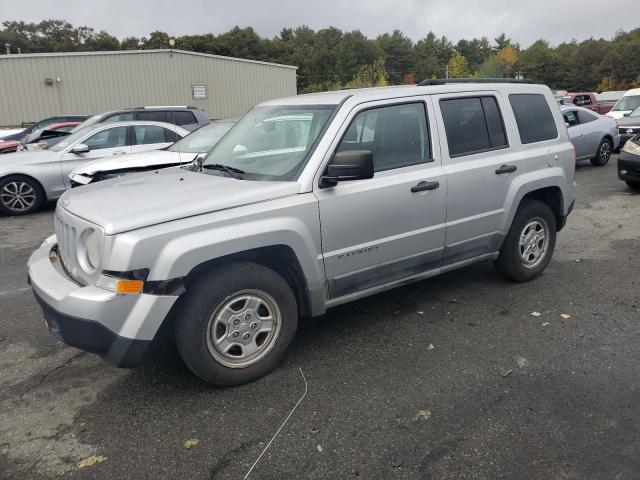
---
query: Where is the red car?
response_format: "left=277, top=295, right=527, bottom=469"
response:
left=0, top=122, right=80, bottom=154
left=566, top=92, right=615, bottom=115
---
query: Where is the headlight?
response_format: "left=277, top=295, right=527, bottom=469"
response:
left=79, top=228, right=101, bottom=272
left=623, top=138, right=640, bottom=156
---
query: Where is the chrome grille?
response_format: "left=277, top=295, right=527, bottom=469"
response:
left=53, top=206, right=85, bottom=283
left=619, top=127, right=639, bottom=135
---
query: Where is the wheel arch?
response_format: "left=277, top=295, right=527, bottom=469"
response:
left=0, top=172, right=48, bottom=200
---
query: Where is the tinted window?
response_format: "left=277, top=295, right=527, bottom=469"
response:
left=338, top=103, right=430, bottom=172
left=137, top=111, right=168, bottom=122
left=133, top=125, right=172, bottom=145
left=173, top=111, right=197, bottom=126
left=440, top=96, right=507, bottom=157
left=577, top=110, right=597, bottom=124
left=104, top=113, right=134, bottom=123
left=563, top=111, right=579, bottom=127
left=84, top=127, right=127, bottom=150
left=509, top=94, right=558, bottom=144
left=164, top=128, right=180, bottom=143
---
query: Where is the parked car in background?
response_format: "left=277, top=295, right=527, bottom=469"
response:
left=73, top=106, right=209, bottom=133
left=561, top=106, right=619, bottom=166
left=27, top=80, right=576, bottom=386
left=607, top=88, right=640, bottom=119
left=0, top=128, right=26, bottom=140
left=0, top=115, right=88, bottom=142
left=69, top=117, right=238, bottom=187
left=566, top=92, right=615, bottom=115
left=618, top=134, right=640, bottom=190
left=0, top=121, right=188, bottom=215
left=613, top=106, right=640, bottom=148
left=15, top=122, right=81, bottom=152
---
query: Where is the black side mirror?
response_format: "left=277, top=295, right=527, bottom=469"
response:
left=623, top=112, right=631, bottom=117
left=321, top=150, right=374, bottom=187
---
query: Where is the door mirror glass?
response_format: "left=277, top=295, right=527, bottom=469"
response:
left=71, top=143, right=90, bottom=154
left=321, top=150, right=374, bottom=187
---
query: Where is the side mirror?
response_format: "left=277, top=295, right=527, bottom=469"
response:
left=623, top=112, right=631, bottom=117
left=71, top=143, right=90, bottom=154
left=321, top=150, right=374, bottom=187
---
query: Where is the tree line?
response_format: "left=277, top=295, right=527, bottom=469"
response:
left=2, top=20, right=639, bottom=93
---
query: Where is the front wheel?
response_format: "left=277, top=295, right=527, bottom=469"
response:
left=0, top=175, right=44, bottom=215
left=175, top=262, right=298, bottom=386
left=494, top=200, right=557, bottom=282
left=591, top=138, right=612, bottom=166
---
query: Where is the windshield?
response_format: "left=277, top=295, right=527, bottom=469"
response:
left=70, top=114, right=102, bottom=132
left=168, top=120, right=236, bottom=154
left=50, top=126, right=93, bottom=152
left=202, top=105, right=335, bottom=181
left=613, top=95, right=640, bottom=112
left=629, top=107, right=640, bottom=118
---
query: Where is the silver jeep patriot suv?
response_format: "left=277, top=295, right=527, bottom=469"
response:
left=28, top=80, right=576, bottom=386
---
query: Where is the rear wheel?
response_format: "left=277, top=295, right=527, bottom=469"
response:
left=591, top=138, right=612, bottom=166
left=175, top=262, right=298, bottom=386
left=0, top=175, right=44, bottom=215
left=494, top=200, right=557, bottom=282
left=626, top=180, right=640, bottom=191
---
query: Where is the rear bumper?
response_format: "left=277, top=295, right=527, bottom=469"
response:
left=27, top=236, right=178, bottom=367
left=618, top=152, right=640, bottom=183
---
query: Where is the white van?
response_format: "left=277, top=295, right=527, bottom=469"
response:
left=607, top=88, right=640, bottom=119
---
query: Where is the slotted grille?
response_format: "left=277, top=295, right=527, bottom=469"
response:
left=54, top=210, right=79, bottom=279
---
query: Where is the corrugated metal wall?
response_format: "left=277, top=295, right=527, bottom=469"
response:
left=0, top=50, right=297, bottom=126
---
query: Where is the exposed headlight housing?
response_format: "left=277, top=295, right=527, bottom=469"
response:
left=623, top=137, right=640, bottom=156
left=78, top=227, right=101, bottom=273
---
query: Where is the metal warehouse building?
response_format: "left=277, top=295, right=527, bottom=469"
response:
left=0, top=49, right=297, bottom=126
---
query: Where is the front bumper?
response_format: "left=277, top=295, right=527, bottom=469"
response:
left=618, top=151, right=640, bottom=183
left=27, top=236, right=178, bottom=367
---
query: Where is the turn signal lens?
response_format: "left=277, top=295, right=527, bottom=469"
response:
left=115, top=280, right=144, bottom=295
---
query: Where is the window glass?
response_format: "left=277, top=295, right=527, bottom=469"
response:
left=137, top=111, right=168, bottom=122
left=613, top=96, right=640, bottom=112
left=202, top=105, right=335, bottom=180
left=582, top=95, right=592, bottom=105
left=168, top=121, right=235, bottom=153
left=440, top=96, right=508, bottom=156
left=173, top=111, right=197, bottom=126
left=577, top=110, right=597, bottom=124
left=338, top=103, right=430, bottom=171
left=563, top=111, right=579, bottom=127
left=509, top=94, right=558, bottom=144
left=83, top=126, right=127, bottom=150
left=134, top=125, right=172, bottom=145
left=104, top=113, right=134, bottom=123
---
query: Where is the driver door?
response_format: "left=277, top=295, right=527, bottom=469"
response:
left=60, top=126, right=130, bottom=188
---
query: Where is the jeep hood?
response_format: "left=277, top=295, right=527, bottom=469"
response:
left=60, top=167, right=301, bottom=235
left=72, top=150, right=198, bottom=176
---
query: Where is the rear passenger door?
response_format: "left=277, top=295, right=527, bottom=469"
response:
left=129, top=125, right=181, bottom=154
left=435, top=93, right=521, bottom=264
left=316, top=100, right=447, bottom=299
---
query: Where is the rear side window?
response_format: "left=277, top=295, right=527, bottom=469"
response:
left=173, top=111, right=198, bottom=126
left=577, top=110, right=597, bottom=124
left=440, top=96, right=508, bottom=157
left=137, top=111, right=168, bottom=122
left=133, top=125, right=174, bottom=145
left=509, top=94, right=558, bottom=144
left=104, top=113, right=134, bottom=123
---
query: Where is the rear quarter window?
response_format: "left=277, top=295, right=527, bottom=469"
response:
left=173, top=111, right=198, bottom=126
left=509, top=94, right=558, bottom=144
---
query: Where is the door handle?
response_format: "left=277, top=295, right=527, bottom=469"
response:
left=495, top=164, right=517, bottom=174
left=411, top=181, right=440, bottom=193
left=112, top=151, right=127, bottom=155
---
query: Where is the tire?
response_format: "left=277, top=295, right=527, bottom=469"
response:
left=590, top=138, right=612, bottom=166
left=175, top=262, right=298, bottom=386
left=0, top=175, right=44, bottom=215
left=494, top=200, right=557, bottom=282
left=626, top=181, right=640, bottom=191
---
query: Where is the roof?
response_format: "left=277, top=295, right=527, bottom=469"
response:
left=79, top=120, right=190, bottom=132
left=0, top=48, right=297, bottom=70
left=260, top=82, right=551, bottom=106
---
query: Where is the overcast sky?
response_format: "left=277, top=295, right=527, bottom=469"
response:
left=2, top=0, right=639, bottom=47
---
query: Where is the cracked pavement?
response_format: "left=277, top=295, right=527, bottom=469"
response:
left=1, top=157, right=639, bottom=479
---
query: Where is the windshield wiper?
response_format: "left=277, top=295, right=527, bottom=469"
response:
left=202, top=163, right=245, bottom=179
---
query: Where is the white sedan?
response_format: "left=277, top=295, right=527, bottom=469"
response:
left=0, top=121, right=188, bottom=215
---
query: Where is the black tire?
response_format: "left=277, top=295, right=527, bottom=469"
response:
left=494, top=200, right=557, bottom=282
left=626, top=181, right=640, bottom=191
left=590, top=138, right=612, bottom=166
left=175, top=262, right=298, bottom=386
left=0, top=175, right=45, bottom=215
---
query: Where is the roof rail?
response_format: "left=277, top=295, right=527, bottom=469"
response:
left=418, top=78, right=534, bottom=86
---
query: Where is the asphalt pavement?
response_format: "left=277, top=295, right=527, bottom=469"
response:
left=1, top=157, right=639, bottom=479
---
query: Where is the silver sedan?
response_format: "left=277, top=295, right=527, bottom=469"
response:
left=0, top=121, right=188, bottom=215
left=561, top=106, right=620, bottom=167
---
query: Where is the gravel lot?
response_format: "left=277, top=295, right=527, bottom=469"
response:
left=1, top=157, right=639, bottom=479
